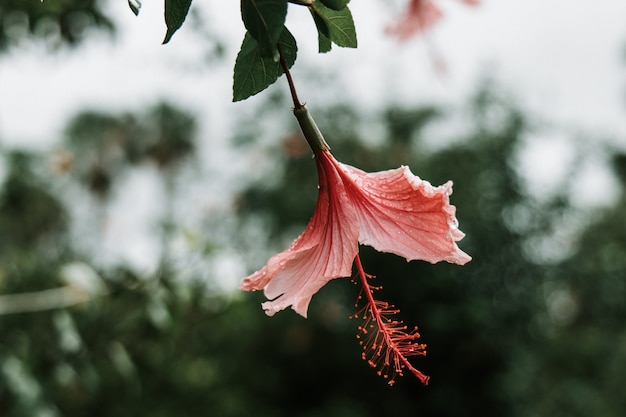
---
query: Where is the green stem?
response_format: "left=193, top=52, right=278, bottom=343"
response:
left=278, top=48, right=329, bottom=152
left=278, top=48, right=302, bottom=110
left=294, top=106, right=330, bottom=152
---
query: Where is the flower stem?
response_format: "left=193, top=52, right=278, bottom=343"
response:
left=278, top=48, right=329, bottom=152
left=293, top=107, right=330, bottom=152
left=353, top=254, right=430, bottom=386
left=278, top=48, right=303, bottom=110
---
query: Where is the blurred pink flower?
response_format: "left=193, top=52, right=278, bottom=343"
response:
left=387, top=0, right=480, bottom=40
left=241, top=149, right=470, bottom=317
left=386, top=0, right=442, bottom=40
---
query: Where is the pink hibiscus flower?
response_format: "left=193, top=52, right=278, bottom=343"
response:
left=387, top=0, right=481, bottom=40
left=241, top=106, right=470, bottom=384
left=241, top=107, right=470, bottom=318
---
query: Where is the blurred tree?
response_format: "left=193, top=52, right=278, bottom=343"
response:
left=503, top=152, right=626, bottom=417
left=0, top=0, right=113, bottom=52
left=64, top=111, right=137, bottom=200
left=63, top=102, right=197, bottom=200
left=130, top=102, right=197, bottom=171
left=0, top=151, right=67, bottom=260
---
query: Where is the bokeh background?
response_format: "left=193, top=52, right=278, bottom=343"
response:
left=1, top=1, right=626, bottom=416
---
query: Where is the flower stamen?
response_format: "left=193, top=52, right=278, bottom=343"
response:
left=351, top=254, right=430, bottom=386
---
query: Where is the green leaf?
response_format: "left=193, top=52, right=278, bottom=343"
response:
left=241, top=0, right=288, bottom=59
left=309, top=0, right=357, bottom=48
left=317, top=31, right=332, bottom=53
left=310, top=12, right=332, bottom=53
left=233, top=27, right=297, bottom=102
left=319, top=0, right=349, bottom=11
left=163, top=0, right=193, bottom=44
left=128, top=0, right=142, bottom=16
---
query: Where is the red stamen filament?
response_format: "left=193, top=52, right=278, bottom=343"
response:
left=351, top=254, right=430, bottom=386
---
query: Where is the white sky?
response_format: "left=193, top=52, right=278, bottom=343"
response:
left=1, top=0, right=625, bottom=272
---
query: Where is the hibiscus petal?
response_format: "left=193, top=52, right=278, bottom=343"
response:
left=240, top=152, right=359, bottom=317
left=332, top=156, right=471, bottom=265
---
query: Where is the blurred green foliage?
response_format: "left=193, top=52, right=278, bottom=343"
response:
left=0, top=152, right=67, bottom=255
left=63, top=102, right=196, bottom=199
left=0, top=0, right=113, bottom=51
left=1, top=84, right=625, bottom=417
